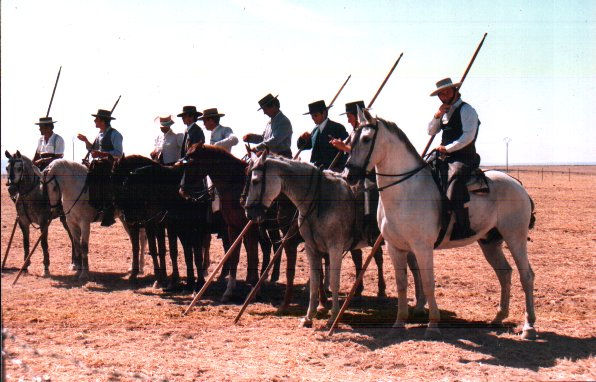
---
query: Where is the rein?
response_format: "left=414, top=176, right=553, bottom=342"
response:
left=8, top=159, right=42, bottom=229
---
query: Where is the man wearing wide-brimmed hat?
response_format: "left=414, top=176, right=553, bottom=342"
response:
left=428, top=77, right=481, bottom=240
left=243, top=93, right=293, bottom=157
left=77, top=109, right=124, bottom=159
left=177, top=105, right=205, bottom=158
left=199, top=108, right=238, bottom=152
left=177, top=105, right=207, bottom=198
left=297, top=100, right=348, bottom=170
left=151, top=115, right=184, bottom=165
left=32, top=117, right=65, bottom=170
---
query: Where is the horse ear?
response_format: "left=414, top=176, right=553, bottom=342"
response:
left=4, top=150, right=11, bottom=159
left=356, top=105, right=369, bottom=126
left=15, top=150, right=21, bottom=158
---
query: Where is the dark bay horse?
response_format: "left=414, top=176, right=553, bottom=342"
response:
left=182, top=144, right=304, bottom=307
left=111, top=155, right=210, bottom=292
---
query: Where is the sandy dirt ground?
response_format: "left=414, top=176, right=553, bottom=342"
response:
left=2, top=166, right=595, bottom=381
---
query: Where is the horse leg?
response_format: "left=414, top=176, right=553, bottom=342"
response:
left=387, top=244, right=409, bottom=329
left=258, top=225, right=272, bottom=277
left=325, top=248, right=343, bottom=328
left=350, top=249, right=364, bottom=297
left=146, top=227, right=163, bottom=288
left=41, top=224, right=50, bottom=277
left=166, top=224, right=180, bottom=289
left=300, top=246, right=321, bottom=328
left=317, top=253, right=329, bottom=313
left=202, top=231, right=211, bottom=278
left=374, top=248, right=387, bottom=298
left=267, top=228, right=282, bottom=283
left=244, top=224, right=260, bottom=286
left=322, top=252, right=331, bottom=293
left=19, top=221, right=30, bottom=272
left=124, top=224, right=140, bottom=281
left=411, top=246, right=440, bottom=338
left=222, top=237, right=240, bottom=303
left=180, top=236, right=195, bottom=293
left=277, top=238, right=297, bottom=314
left=407, top=251, right=426, bottom=315
left=504, top=235, right=536, bottom=340
left=217, top=225, right=235, bottom=283
left=60, top=215, right=77, bottom=271
left=139, top=227, right=147, bottom=274
left=192, top=229, right=205, bottom=293
left=478, top=239, right=512, bottom=324
left=79, top=223, right=91, bottom=282
left=156, top=224, right=168, bottom=285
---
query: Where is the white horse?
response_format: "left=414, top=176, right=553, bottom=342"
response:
left=245, top=152, right=425, bottom=328
left=345, top=114, right=536, bottom=340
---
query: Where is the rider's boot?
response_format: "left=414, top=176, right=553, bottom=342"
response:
left=450, top=207, right=476, bottom=240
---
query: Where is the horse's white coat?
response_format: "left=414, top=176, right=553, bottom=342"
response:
left=346, top=117, right=536, bottom=339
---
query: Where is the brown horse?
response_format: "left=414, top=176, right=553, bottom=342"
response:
left=182, top=143, right=302, bottom=307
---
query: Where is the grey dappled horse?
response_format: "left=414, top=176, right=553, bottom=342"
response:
left=4, top=150, right=75, bottom=275
left=346, top=113, right=537, bottom=340
left=244, top=153, right=425, bottom=328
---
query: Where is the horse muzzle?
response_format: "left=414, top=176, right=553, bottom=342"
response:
left=345, top=164, right=366, bottom=185
left=245, top=203, right=267, bottom=223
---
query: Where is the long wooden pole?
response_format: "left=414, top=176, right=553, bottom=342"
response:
left=183, top=220, right=254, bottom=315
left=46, top=66, right=62, bottom=118
left=421, top=33, right=488, bottom=157
left=327, top=234, right=384, bottom=335
left=294, top=74, right=352, bottom=160
left=11, top=234, right=43, bottom=286
left=1, top=218, right=19, bottom=269
left=328, top=53, right=404, bottom=170
left=233, top=221, right=297, bottom=324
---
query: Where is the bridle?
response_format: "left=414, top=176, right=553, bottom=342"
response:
left=6, top=157, right=39, bottom=199
left=347, top=120, right=427, bottom=192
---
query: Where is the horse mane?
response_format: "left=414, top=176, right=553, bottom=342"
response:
left=189, top=144, right=247, bottom=170
left=376, top=117, right=425, bottom=165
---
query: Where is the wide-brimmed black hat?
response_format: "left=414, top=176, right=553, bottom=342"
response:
left=177, top=105, right=203, bottom=118
left=91, top=109, right=116, bottom=120
left=341, top=100, right=366, bottom=115
left=35, top=117, right=57, bottom=126
left=257, top=93, right=279, bottom=110
left=198, top=108, right=225, bottom=120
left=303, top=100, right=332, bottom=115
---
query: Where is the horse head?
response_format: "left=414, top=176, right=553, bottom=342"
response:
left=5, top=150, right=35, bottom=197
left=345, top=107, right=379, bottom=185
left=243, top=150, right=282, bottom=222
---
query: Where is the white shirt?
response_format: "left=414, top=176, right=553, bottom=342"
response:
left=209, top=124, right=238, bottom=152
left=154, top=128, right=184, bottom=164
left=427, top=98, right=479, bottom=153
left=316, top=118, right=329, bottom=134
left=37, top=133, right=65, bottom=155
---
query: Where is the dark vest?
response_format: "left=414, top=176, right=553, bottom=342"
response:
left=96, top=128, right=115, bottom=153
left=440, top=102, right=480, bottom=165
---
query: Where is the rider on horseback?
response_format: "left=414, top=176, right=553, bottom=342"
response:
left=77, top=108, right=124, bottom=226
left=33, top=117, right=64, bottom=171
left=428, top=78, right=480, bottom=240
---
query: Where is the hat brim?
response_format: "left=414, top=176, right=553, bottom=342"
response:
left=303, top=105, right=333, bottom=115
left=340, top=107, right=369, bottom=116
left=91, top=114, right=116, bottom=120
left=198, top=113, right=225, bottom=120
left=35, top=121, right=57, bottom=125
left=160, top=120, right=175, bottom=127
left=257, top=94, right=279, bottom=111
left=430, top=82, right=461, bottom=97
left=177, top=112, right=203, bottom=118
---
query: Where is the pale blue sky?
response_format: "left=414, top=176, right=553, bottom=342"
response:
left=1, top=0, right=594, bottom=165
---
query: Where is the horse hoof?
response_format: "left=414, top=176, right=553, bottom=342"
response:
left=42, top=269, right=51, bottom=278
left=69, top=263, right=77, bottom=272
left=299, top=317, right=312, bottom=328
left=317, top=305, right=328, bottom=314
left=221, top=294, right=231, bottom=303
left=275, top=305, right=289, bottom=315
left=491, top=310, right=509, bottom=324
left=78, top=272, right=89, bottom=282
left=377, top=290, right=387, bottom=298
left=412, top=307, right=426, bottom=318
left=424, top=325, right=442, bottom=340
left=392, top=320, right=407, bottom=330
left=152, top=280, right=161, bottom=289
left=521, top=326, right=537, bottom=341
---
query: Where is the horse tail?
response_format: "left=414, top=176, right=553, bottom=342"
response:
left=528, top=195, right=536, bottom=230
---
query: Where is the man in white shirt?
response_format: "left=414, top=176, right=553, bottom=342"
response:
left=33, top=117, right=65, bottom=170
left=151, top=115, right=184, bottom=165
left=428, top=77, right=481, bottom=240
left=199, top=108, right=238, bottom=152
